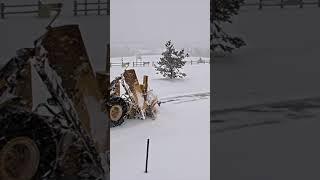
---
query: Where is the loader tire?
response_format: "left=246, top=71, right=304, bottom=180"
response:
left=0, top=106, right=57, bottom=180
left=109, top=96, right=128, bottom=127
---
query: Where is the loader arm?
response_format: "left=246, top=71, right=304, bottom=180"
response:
left=32, top=47, right=105, bottom=175
left=37, top=25, right=109, bottom=155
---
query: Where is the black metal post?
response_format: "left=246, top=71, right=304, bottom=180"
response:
left=145, top=139, right=150, bottom=173
left=106, top=44, right=110, bottom=72
left=38, top=1, right=41, bottom=17
left=98, top=0, right=101, bottom=15
left=84, top=0, right=87, bottom=15
left=259, top=0, right=262, bottom=10
left=1, top=3, right=4, bottom=19
left=74, top=0, right=77, bottom=16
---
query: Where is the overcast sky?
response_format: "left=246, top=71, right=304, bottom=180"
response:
left=111, top=0, right=209, bottom=49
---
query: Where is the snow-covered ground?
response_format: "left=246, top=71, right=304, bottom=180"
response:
left=213, top=7, right=320, bottom=110
left=213, top=7, right=320, bottom=180
left=213, top=98, right=320, bottom=180
left=111, top=63, right=210, bottom=180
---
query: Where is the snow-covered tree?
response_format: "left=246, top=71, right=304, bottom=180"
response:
left=155, top=41, right=189, bottom=79
left=212, top=0, right=246, bottom=54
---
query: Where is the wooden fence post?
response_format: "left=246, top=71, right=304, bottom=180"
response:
left=300, top=0, right=303, bottom=8
left=106, top=44, right=110, bottom=72
left=38, top=1, right=41, bottom=16
left=84, top=0, right=87, bottom=15
left=259, top=0, right=262, bottom=10
left=98, top=0, right=101, bottom=15
left=107, top=1, right=110, bottom=15
left=280, top=0, right=284, bottom=8
left=1, top=3, right=4, bottom=19
left=74, top=0, right=77, bottom=16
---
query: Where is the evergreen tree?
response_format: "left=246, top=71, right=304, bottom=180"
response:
left=155, top=41, right=189, bottom=79
left=211, top=0, right=246, bottom=54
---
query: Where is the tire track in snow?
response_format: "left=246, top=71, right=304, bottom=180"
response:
left=212, top=96, right=320, bottom=116
left=212, top=96, right=320, bottom=133
left=212, top=120, right=281, bottom=134
left=159, top=92, right=210, bottom=104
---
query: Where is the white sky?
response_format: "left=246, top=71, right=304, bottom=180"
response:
left=111, top=0, right=210, bottom=48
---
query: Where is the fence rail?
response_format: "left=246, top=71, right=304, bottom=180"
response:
left=110, top=60, right=210, bottom=67
left=242, top=0, right=320, bottom=9
left=73, top=0, right=109, bottom=16
left=189, top=59, right=210, bottom=65
left=0, top=2, right=61, bottom=19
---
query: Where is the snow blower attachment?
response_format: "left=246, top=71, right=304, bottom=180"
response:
left=0, top=25, right=109, bottom=179
left=108, top=69, right=160, bottom=127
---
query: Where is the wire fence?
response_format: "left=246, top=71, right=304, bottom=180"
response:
left=0, top=0, right=109, bottom=19
left=0, top=2, right=61, bottom=19
left=242, top=0, right=320, bottom=9
left=73, top=0, right=109, bottom=16
left=110, top=59, right=210, bottom=67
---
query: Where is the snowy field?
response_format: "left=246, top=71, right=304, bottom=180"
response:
left=213, top=7, right=320, bottom=110
left=110, top=63, right=210, bottom=180
left=213, top=7, right=320, bottom=180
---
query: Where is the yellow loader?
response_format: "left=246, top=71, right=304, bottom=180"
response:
left=108, top=68, right=160, bottom=127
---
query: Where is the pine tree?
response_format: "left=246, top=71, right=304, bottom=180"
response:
left=155, top=41, right=189, bottom=79
left=211, top=0, right=246, bottom=54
